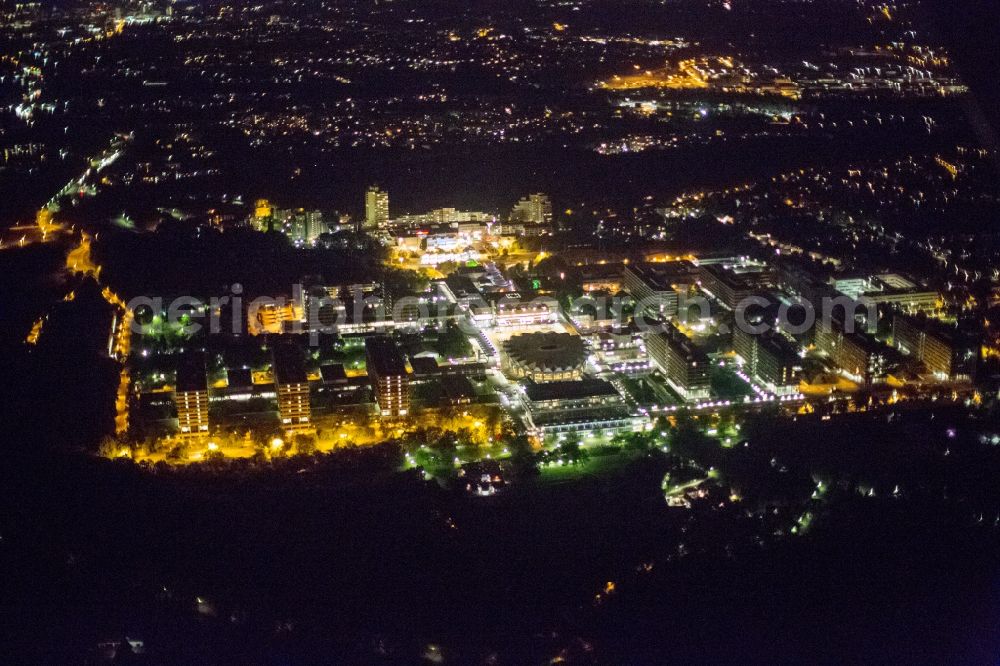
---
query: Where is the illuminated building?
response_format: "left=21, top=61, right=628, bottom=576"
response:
left=814, top=321, right=890, bottom=384
left=862, top=274, right=940, bottom=313
left=697, top=264, right=759, bottom=310
left=174, top=352, right=209, bottom=441
left=733, top=327, right=802, bottom=394
left=623, top=262, right=688, bottom=317
left=279, top=208, right=326, bottom=244
left=502, top=332, right=586, bottom=382
left=834, top=273, right=940, bottom=313
left=579, top=262, right=625, bottom=294
left=522, top=378, right=642, bottom=435
left=252, top=198, right=273, bottom=231
left=754, top=77, right=801, bottom=99
left=273, top=343, right=313, bottom=434
left=365, top=336, right=411, bottom=418
left=392, top=208, right=494, bottom=227
left=646, top=323, right=711, bottom=401
left=777, top=265, right=841, bottom=314
left=303, top=209, right=326, bottom=242
left=892, top=313, right=978, bottom=381
left=492, top=295, right=558, bottom=327
left=365, top=186, right=389, bottom=229
left=393, top=222, right=486, bottom=253
left=831, top=274, right=869, bottom=299
left=300, top=282, right=435, bottom=335
left=510, top=193, right=552, bottom=225
left=248, top=300, right=301, bottom=335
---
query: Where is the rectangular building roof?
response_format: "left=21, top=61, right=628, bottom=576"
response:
left=365, top=336, right=409, bottom=377
left=272, top=343, right=308, bottom=385
left=524, top=378, right=620, bottom=402
left=176, top=351, right=208, bottom=393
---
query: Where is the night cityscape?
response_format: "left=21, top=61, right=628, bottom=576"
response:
left=2, top=0, right=1000, bottom=663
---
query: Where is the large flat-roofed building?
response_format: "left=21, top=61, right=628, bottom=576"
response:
left=864, top=274, right=940, bottom=313
left=893, top=313, right=978, bottom=381
left=697, top=263, right=758, bottom=310
left=301, top=282, right=401, bottom=335
left=492, top=294, right=558, bottom=327
left=778, top=264, right=840, bottom=310
left=393, top=208, right=494, bottom=226
left=733, top=327, right=802, bottom=393
left=645, top=323, right=711, bottom=401
left=814, top=321, right=890, bottom=384
left=522, top=378, right=642, bottom=435
left=866, top=288, right=940, bottom=312
left=831, top=273, right=869, bottom=300
left=579, top=262, right=625, bottom=294
left=174, top=352, right=209, bottom=441
left=622, top=262, right=689, bottom=317
left=832, top=273, right=939, bottom=312
left=272, top=343, right=313, bottom=434
left=365, top=336, right=411, bottom=418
